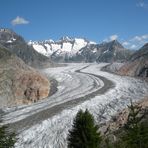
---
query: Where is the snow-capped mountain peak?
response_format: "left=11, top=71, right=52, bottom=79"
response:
left=29, top=37, right=131, bottom=63
left=28, top=37, right=95, bottom=57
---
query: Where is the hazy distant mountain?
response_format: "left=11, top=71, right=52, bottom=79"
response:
left=80, top=40, right=132, bottom=63
left=96, top=40, right=132, bottom=62
left=0, top=28, right=53, bottom=68
left=0, top=45, right=50, bottom=108
left=118, top=43, right=148, bottom=78
left=29, top=37, right=132, bottom=63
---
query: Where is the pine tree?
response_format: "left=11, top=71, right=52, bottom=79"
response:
left=67, top=109, right=102, bottom=148
left=0, top=125, right=16, bottom=148
left=121, top=101, right=148, bottom=148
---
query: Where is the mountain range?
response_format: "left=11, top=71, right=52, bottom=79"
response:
left=29, top=37, right=133, bottom=63
left=1, top=28, right=147, bottom=79
left=0, top=28, right=147, bottom=108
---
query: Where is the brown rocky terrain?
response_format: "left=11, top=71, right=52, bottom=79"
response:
left=101, top=97, right=148, bottom=136
left=0, top=46, right=50, bottom=108
left=118, top=43, right=148, bottom=78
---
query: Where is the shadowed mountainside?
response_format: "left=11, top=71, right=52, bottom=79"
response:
left=0, top=28, right=53, bottom=68
left=118, top=43, right=148, bottom=78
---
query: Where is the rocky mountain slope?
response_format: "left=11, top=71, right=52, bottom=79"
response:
left=0, top=46, right=50, bottom=108
left=118, top=43, right=148, bottom=78
left=0, top=28, right=53, bottom=68
left=81, top=40, right=132, bottom=63
left=29, top=38, right=132, bottom=63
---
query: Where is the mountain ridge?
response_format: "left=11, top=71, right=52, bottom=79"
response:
left=118, top=43, right=148, bottom=77
left=29, top=37, right=132, bottom=63
left=0, top=28, right=53, bottom=68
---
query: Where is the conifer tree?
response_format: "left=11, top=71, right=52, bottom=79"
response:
left=67, top=109, right=102, bottom=148
left=121, top=101, right=148, bottom=148
left=0, top=124, right=16, bottom=147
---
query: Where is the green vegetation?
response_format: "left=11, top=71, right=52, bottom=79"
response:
left=67, top=109, right=102, bottom=148
left=68, top=101, right=148, bottom=148
left=103, top=101, right=148, bottom=148
left=119, top=101, right=148, bottom=148
left=0, top=125, right=16, bottom=148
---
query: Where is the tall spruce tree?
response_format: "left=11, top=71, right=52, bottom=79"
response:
left=121, top=101, right=148, bottom=148
left=67, top=109, right=102, bottom=148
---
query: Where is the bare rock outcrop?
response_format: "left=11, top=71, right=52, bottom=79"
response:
left=13, top=71, right=50, bottom=105
left=0, top=47, right=50, bottom=108
left=118, top=43, right=148, bottom=78
left=101, top=97, right=148, bottom=135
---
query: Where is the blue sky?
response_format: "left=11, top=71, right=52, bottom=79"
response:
left=0, top=0, right=148, bottom=49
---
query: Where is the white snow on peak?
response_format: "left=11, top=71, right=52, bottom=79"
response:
left=28, top=40, right=33, bottom=45
left=12, top=38, right=16, bottom=41
left=62, top=42, right=73, bottom=52
left=33, top=44, right=47, bottom=55
left=103, top=49, right=109, bottom=54
left=28, top=37, right=97, bottom=57
left=51, top=44, right=61, bottom=50
left=7, top=40, right=13, bottom=43
left=6, top=38, right=16, bottom=43
left=90, top=41, right=97, bottom=44
left=45, top=39, right=54, bottom=43
left=92, top=48, right=97, bottom=53
left=73, top=38, right=87, bottom=51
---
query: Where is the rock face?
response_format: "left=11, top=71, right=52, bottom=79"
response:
left=96, top=40, right=132, bottom=63
left=29, top=38, right=132, bottom=63
left=101, top=97, right=148, bottom=135
left=118, top=43, right=148, bottom=78
left=0, top=46, right=50, bottom=108
left=0, top=28, right=53, bottom=68
left=13, top=71, right=50, bottom=105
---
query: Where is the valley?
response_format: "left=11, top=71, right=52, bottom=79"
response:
left=1, top=1, right=148, bottom=147
left=0, top=28, right=148, bottom=148
left=1, top=63, right=148, bottom=148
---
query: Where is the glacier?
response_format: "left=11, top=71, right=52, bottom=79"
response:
left=1, top=63, right=148, bottom=148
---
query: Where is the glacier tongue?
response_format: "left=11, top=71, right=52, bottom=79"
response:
left=12, top=63, right=148, bottom=148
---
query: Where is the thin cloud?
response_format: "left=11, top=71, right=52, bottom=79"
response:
left=130, top=34, right=148, bottom=42
left=130, top=44, right=137, bottom=49
left=122, top=41, right=130, bottom=46
left=122, top=34, right=148, bottom=50
left=104, top=34, right=118, bottom=42
left=104, top=34, right=148, bottom=50
left=131, top=36, right=143, bottom=41
left=136, top=0, right=148, bottom=8
left=109, top=34, right=118, bottom=41
left=11, top=16, right=29, bottom=26
left=137, top=2, right=145, bottom=7
left=141, top=35, right=148, bottom=39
